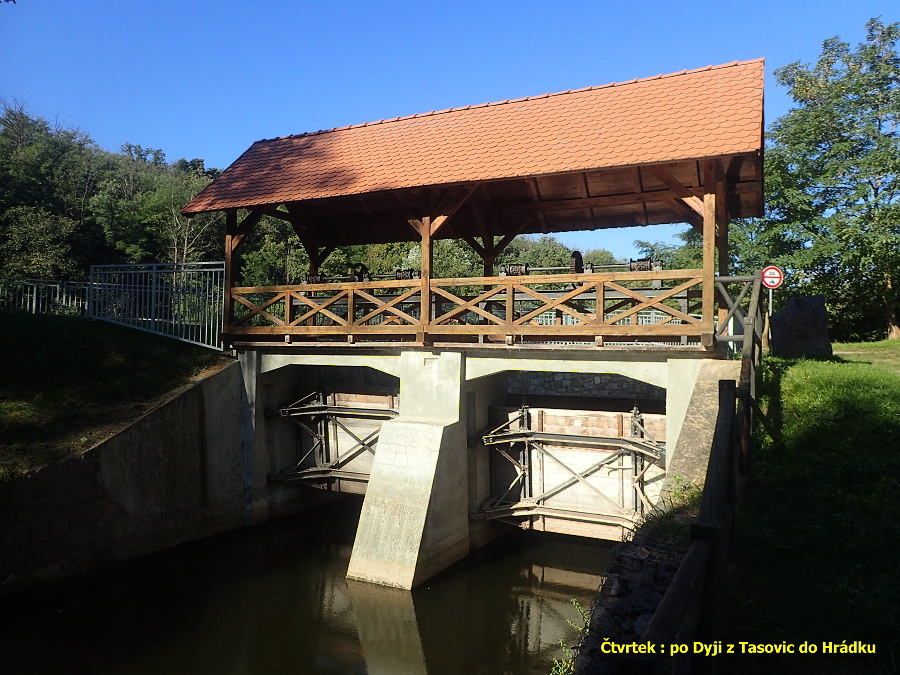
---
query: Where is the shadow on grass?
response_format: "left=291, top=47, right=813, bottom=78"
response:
left=0, top=311, right=228, bottom=477
left=721, top=354, right=900, bottom=673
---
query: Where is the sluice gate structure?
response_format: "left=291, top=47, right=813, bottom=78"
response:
left=182, top=59, right=765, bottom=589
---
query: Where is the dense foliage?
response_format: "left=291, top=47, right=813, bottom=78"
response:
left=733, top=18, right=900, bottom=341
left=722, top=349, right=900, bottom=672
left=0, top=100, right=223, bottom=278
left=0, top=100, right=616, bottom=284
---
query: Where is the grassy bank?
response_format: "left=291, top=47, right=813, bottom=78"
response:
left=0, top=311, right=229, bottom=478
left=722, top=341, right=900, bottom=673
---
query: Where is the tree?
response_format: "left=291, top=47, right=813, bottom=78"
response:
left=743, top=18, right=900, bottom=340
left=635, top=228, right=702, bottom=270
left=0, top=206, right=82, bottom=278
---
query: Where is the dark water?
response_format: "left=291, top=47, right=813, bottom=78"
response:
left=0, top=497, right=610, bottom=675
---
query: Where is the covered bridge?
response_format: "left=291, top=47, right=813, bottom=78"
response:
left=182, top=58, right=764, bottom=349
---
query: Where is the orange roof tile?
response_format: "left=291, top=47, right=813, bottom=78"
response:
left=183, top=59, right=764, bottom=214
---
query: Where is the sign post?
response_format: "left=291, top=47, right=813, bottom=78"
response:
left=761, top=265, right=784, bottom=315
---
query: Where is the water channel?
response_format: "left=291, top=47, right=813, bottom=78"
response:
left=1, top=496, right=611, bottom=675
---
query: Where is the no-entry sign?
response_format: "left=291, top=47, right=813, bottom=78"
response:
left=761, top=265, right=784, bottom=289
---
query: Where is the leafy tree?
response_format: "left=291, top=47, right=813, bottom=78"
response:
left=740, top=18, right=900, bottom=340
left=0, top=206, right=82, bottom=278
left=635, top=228, right=703, bottom=270
left=158, top=159, right=224, bottom=263
left=583, top=247, right=620, bottom=267
left=0, top=102, right=224, bottom=275
left=496, top=234, right=572, bottom=269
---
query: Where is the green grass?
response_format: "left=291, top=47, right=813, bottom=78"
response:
left=833, top=338, right=900, bottom=374
left=722, top=343, right=900, bottom=673
left=0, top=311, right=229, bottom=478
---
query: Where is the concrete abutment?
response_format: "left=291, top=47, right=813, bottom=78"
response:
left=246, top=347, right=723, bottom=589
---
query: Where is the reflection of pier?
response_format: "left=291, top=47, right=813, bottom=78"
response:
left=342, top=539, right=607, bottom=675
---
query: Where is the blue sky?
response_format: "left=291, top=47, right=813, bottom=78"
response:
left=1, top=0, right=893, bottom=259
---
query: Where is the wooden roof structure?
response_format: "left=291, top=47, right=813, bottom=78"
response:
left=183, top=59, right=764, bottom=252
left=188, top=59, right=764, bottom=350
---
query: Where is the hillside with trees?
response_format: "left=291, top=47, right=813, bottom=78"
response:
left=0, top=100, right=617, bottom=287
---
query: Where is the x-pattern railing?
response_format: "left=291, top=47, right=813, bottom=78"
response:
left=227, top=269, right=709, bottom=343
left=231, top=279, right=423, bottom=332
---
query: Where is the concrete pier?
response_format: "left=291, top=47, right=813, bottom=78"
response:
left=347, top=353, right=469, bottom=589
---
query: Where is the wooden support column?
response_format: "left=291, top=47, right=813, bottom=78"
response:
left=224, top=209, right=238, bottom=331
left=715, top=160, right=730, bottom=277
left=715, top=161, right=730, bottom=331
left=404, top=186, right=477, bottom=342
left=285, top=204, right=337, bottom=275
left=296, top=237, right=336, bottom=275
left=420, top=216, right=433, bottom=330
left=462, top=232, right=519, bottom=279
left=702, top=191, right=716, bottom=340
left=223, top=207, right=264, bottom=336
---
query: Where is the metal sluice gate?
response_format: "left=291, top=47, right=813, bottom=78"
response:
left=475, top=405, right=665, bottom=529
left=270, top=391, right=666, bottom=533
left=270, top=391, right=398, bottom=487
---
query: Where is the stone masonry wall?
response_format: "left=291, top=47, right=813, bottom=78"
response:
left=508, top=372, right=665, bottom=400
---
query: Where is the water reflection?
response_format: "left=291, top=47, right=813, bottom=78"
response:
left=0, top=497, right=609, bottom=674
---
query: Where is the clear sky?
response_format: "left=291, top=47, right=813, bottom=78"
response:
left=0, top=0, right=893, bottom=259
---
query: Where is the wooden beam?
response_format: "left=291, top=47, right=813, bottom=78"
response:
left=667, top=198, right=703, bottom=232
left=496, top=187, right=700, bottom=216
left=715, top=159, right=729, bottom=277
left=631, top=167, right=649, bottom=226
left=469, top=197, right=493, bottom=241
left=525, top=177, right=549, bottom=233
left=265, top=207, right=295, bottom=223
left=226, top=206, right=264, bottom=251
left=223, top=209, right=239, bottom=330
left=649, top=166, right=704, bottom=216
left=430, top=184, right=479, bottom=236
left=462, top=235, right=487, bottom=258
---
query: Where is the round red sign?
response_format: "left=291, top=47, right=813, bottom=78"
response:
left=761, top=265, right=784, bottom=289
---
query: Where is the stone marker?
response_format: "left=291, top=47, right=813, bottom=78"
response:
left=770, top=295, right=833, bottom=358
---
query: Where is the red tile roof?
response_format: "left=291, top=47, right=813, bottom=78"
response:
left=183, top=59, right=764, bottom=214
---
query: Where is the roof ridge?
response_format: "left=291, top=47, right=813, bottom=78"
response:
left=256, top=58, right=765, bottom=145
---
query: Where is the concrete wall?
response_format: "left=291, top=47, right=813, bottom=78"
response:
left=0, top=361, right=319, bottom=597
left=0, top=345, right=727, bottom=596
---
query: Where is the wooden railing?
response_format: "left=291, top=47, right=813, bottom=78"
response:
left=595, top=275, right=764, bottom=674
left=225, top=269, right=715, bottom=346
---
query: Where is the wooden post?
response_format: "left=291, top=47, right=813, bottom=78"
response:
left=420, top=216, right=432, bottom=330
left=224, top=209, right=238, bottom=332
left=716, top=162, right=730, bottom=330
left=702, top=192, right=716, bottom=335
left=482, top=251, right=495, bottom=280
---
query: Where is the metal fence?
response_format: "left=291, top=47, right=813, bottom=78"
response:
left=88, top=262, right=225, bottom=350
left=0, top=278, right=91, bottom=316
left=1, top=263, right=226, bottom=350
